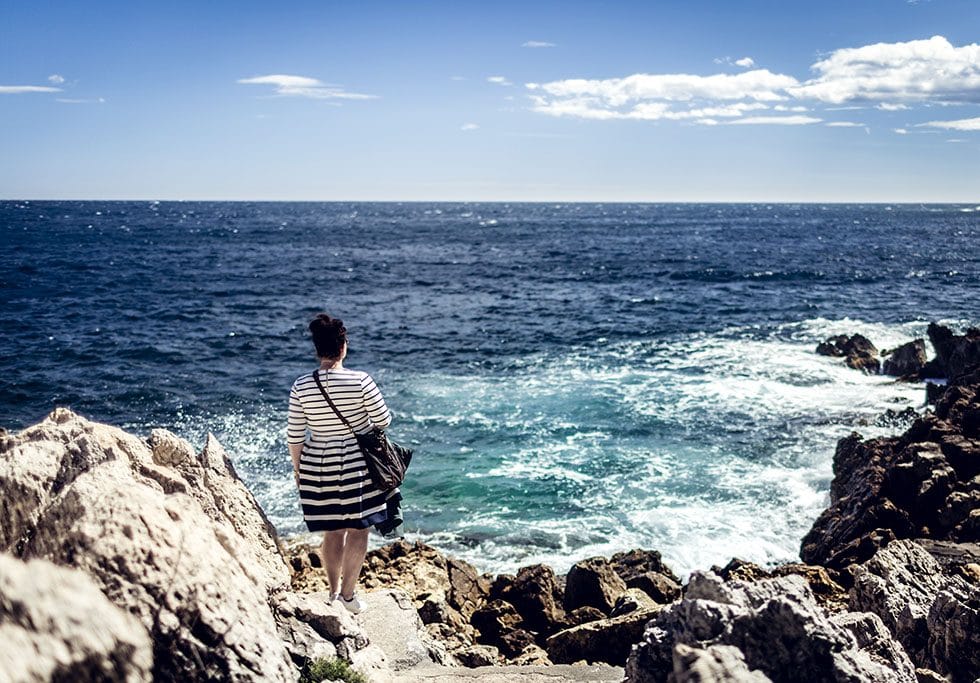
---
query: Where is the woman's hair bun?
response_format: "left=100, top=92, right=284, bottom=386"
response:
left=309, top=313, right=347, bottom=359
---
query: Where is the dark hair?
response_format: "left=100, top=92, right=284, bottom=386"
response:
left=309, top=313, right=347, bottom=359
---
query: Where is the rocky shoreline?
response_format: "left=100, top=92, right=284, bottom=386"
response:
left=1, top=323, right=978, bottom=681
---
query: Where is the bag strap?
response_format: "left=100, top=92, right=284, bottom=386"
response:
left=312, top=370, right=357, bottom=435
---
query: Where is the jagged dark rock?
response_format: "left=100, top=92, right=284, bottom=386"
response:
left=802, top=383, right=980, bottom=570
left=564, top=556, right=628, bottom=614
left=927, top=323, right=980, bottom=384
left=625, top=572, right=916, bottom=683
left=883, top=339, right=929, bottom=378
left=849, top=539, right=980, bottom=681
left=816, top=333, right=881, bottom=374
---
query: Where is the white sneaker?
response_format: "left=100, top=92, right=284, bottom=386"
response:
left=338, top=592, right=367, bottom=615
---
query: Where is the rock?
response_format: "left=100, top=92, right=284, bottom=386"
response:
left=446, top=556, right=491, bottom=621
left=771, top=563, right=849, bottom=611
left=472, top=599, right=523, bottom=643
left=831, top=610, right=918, bottom=680
left=0, top=552, right=153, bottom=682
left=816, top=333, right=881, bottom=374
left=610, top=549, right=682, bottom=603
left=358, top=539, right=488, bottom=625
left=453, top=644, right=500, bottom=667
left=493, top=563, right=566, bottom=634
left=883, top=340, right=929, bottom=378
left=546, top=607, right=658, bottom=666
left=148, top=428, right=195, bottom=465
left=497, top=628, right=537, bottom=659
left=670, top=643, right=772, bottom=683
left=564, top=557, right=627, bottom=614
left=566, top=605, right=606, bottom=625
left=710, top=558, right=771, bottom=583
left=802, top=385, right=980, bottom=570
left=610, top=588, right=658, bottom=617
left=800, top=431, right=909, bottom=569
left=0, top=409, right=359, bottom=682
left=927, top=323, right=980, bottom=384
left=358, top=589, right=453, bottom=670
left=625, top=572, right=917, bottom=683
left=273, top=590, right=365, bottom=666
left=925, top=582, right=980, bottom=683
left=849, top=539, right=980, bottom=680
left=914, top=669, right=948, bottom=683
left=511, top=644, right=552, bottom=666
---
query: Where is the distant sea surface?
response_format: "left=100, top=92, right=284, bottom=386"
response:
left=2, top=201, right=978, bottom=574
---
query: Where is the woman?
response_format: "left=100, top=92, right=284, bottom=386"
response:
left=287, top=313, right=393, bottom=614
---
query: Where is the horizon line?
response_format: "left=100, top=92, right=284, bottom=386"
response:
left=3, top=197, right=980, bottom=205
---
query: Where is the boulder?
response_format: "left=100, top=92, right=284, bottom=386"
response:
left=816, top=334, right=881, bottom=374
left=0, top=409, right=362, bottom=682
left=927, top=323, right=980, bottom=384
left=610, top=549, right=682, bottom=603
left=670, top=643, right=772, bottom=683
left=471, top=599, right=522, bottom=643
left=883, top=340, right=929, bottom=378
left=564, top=557, right=627, bottom=614
left=546, top=607, right=658, bottom=666
left=849, top=539, right=980, bottom=680
left=610, top=588, right=658, bottom=617
left=493, top=563, right=566, bottom=634
left=0, top=552, right=153, bottom=682
left=625, top=572, right=917, bottom=683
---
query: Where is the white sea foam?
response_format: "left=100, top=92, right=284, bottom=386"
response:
left=176, top=316, right=958, bottom=578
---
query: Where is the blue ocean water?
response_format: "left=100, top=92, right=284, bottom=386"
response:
left=2, top=201, right=978, bottom=574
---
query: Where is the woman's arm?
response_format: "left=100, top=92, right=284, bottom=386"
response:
left=289, top=442, right=304, bottom=483
left=287, top=383, right=307, bottom=483
left=360, top=373, right=392, bottom=428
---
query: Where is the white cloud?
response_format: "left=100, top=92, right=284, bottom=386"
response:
left=789, top=36, right=980, bottom=104
left=947, top=138, right=965, bottom=143
left=916, top=116, right=980, bottom=131
left=47, top=74, right=65, bottom=84
left=487, top=76, right=513, bottom=86
left=461, top=123, right=479, bottom=131
left=714, top=56, right=755, bottom=69
left=56, top=97, right=105, bottom=104
left=237, top=74, right=376, bottom=100
left=728, top=115, right=822, bottom=125
left=894, top=128, right=909, bottom=134
left=522, top=41, right=555, bottom=48
left=526, top=69, right=798, bottom=122
left=522, top=35, right=980, bottom=132
left=826, top=121, right=864, bottom=127
left=0, top=85, right=61, bottom=94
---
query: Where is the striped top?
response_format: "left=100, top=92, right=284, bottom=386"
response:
left=287, top=368, right=391, bottom=444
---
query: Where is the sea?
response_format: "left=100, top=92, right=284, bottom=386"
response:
left=2, top=201, right=978, bottom=576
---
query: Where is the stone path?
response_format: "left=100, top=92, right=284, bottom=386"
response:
left=354, top=590, right=623, bottom=683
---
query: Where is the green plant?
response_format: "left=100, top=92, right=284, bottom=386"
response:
left=298, top=657, right=368, bottom=683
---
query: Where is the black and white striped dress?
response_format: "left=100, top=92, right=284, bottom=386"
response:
left=288, top=367, right=394, bottom=531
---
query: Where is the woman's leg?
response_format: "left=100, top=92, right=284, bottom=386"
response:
left=339, top=527, right=369, bottom=598
left=321, top=529, right=347, bottom=596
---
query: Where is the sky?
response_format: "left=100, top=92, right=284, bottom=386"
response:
left=1, top=0, right=979, bottom=202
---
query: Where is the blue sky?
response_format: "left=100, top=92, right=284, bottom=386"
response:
left=2, top=0, right=979, bottom=201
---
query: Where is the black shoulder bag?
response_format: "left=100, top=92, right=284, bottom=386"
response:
left=312, top=370, right=413, bottom=491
